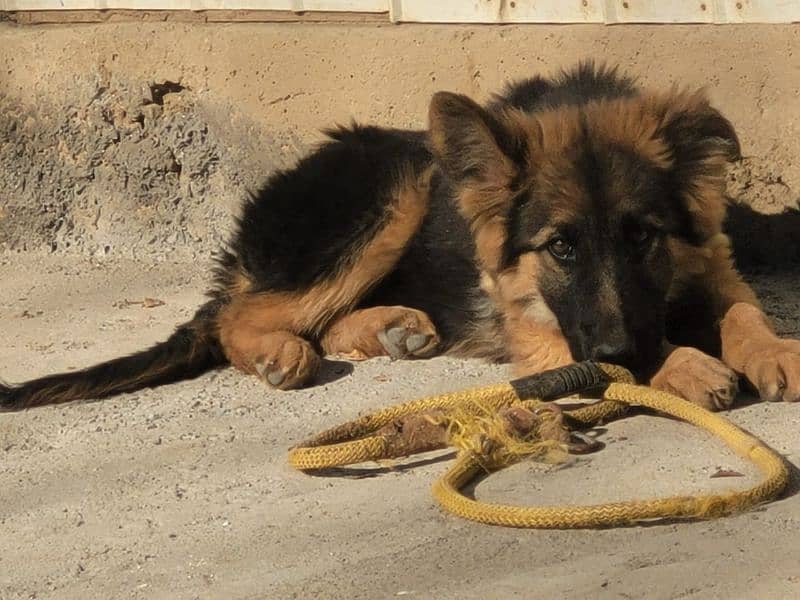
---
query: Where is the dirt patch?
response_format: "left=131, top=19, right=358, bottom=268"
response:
left=0, top=71, right=306, bottom=260
left=0, top=253, right=799, bottom=599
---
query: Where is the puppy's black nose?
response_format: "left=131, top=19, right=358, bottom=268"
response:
left=590, top=341, right=633, bottom=364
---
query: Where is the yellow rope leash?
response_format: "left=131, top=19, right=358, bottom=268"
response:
left=288, top=362, right=789, bottom=528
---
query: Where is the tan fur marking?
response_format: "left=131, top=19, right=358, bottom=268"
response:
left=507, top=316, right=574, bottom=377
left=668, top=233, right=759, bottom=316
left=491, top=253, right=573, bottom=375
left=217, top=170, right=431, bottom=372
left=720, top=303, right=800, bottom=403
left=230, top=270, right=252, bottom=296
left=524, top=99, right=673, bottom=172
left=526, top=106, right=581, bottom=157
left=586, top=99, right=673, bottom=170
left=470, top=215, right=509, bottom=273
left=650, top=345, right=738, bottom=410
left=321, top=305, right=439, bottom=359
left=678, top=168, right=728, bottom=239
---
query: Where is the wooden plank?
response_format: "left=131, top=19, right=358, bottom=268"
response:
left=720, top=0, right=800, bottom=23
left=300, top=0, right=384, bottom=11
left=604, top=0, right=716, bottom=23
left=0, top=0, right=387, bottom=11
left=391, top=0, right=604, bottom=23
left=3, top=8, right=390, bottom=22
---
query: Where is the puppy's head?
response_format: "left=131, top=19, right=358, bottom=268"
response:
left=428, top=85, right=739, bottom=377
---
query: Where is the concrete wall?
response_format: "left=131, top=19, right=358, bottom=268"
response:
left=1, top=21, right=799, bottom=260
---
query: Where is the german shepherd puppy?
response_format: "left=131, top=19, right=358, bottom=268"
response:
left=3, top=63, right=799, bottom=412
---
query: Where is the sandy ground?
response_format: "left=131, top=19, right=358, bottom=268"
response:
left=1, top=19, right=800, bottom=600
left=0, top=255, right=799, bottom=600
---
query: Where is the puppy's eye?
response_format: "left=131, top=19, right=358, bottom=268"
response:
left=627, top=224, right=656, bottom=249
left=548, top=238, right=576, bottom=261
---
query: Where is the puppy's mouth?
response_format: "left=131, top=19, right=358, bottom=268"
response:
left=583, top=342, right=665, bottom=383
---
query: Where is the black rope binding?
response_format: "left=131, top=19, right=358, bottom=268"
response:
left=509, top=361, right=610, bottom=401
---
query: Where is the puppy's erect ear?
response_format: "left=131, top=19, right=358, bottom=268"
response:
left=656, top=90, right=741, bottom=241
left=661, top=96, right=740, bottom=164
left=428, top=92, right=522, bottom=271
left=428, top=92, right=528, bottom=273
left=428, top=91, right=526, bottom=198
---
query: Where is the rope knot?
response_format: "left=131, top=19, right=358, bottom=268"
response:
left=446, top=401, right=571, bottom=469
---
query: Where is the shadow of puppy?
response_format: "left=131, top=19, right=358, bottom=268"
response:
left=726, top=202, right=800, bottom=274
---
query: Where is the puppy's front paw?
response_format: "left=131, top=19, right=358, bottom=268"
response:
left=650, top=346, right=739, bottom=411
left=741, top=338, right=800, bottom=403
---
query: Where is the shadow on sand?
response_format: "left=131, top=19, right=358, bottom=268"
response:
left=726, top=202, right=800, bottom=275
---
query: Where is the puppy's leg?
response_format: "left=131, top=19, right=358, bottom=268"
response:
left=321, top=306, right=439, bottom=360
left=721, top=303, right=800, bottom=403
left=214, top=167, right=432, bottom=390
left=650, top=345, right=738, bottom=410
left=671, top=234, right=800, bottom=403
left=219, top=319, right=320, bottom=390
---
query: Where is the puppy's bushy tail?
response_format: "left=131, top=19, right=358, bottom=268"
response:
left=0, top=301, right=226, bottom=411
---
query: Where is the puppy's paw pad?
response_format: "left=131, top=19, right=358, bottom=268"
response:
left=254, top=336, right=320, bottom=391
left=406, top=332, right=435, bottom=353
left=378, top=326, right=439, bottom=359
left=376, top=311, right=440, bottom=359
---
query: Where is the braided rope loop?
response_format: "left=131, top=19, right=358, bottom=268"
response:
left=288, top=362, right=789, bottom=528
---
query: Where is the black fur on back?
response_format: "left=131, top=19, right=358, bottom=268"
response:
left=230, top=124, right=431, bottom=293
left=489, top=61, right=638, bottom=113
left=362, top=169, right=486, bottom=350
